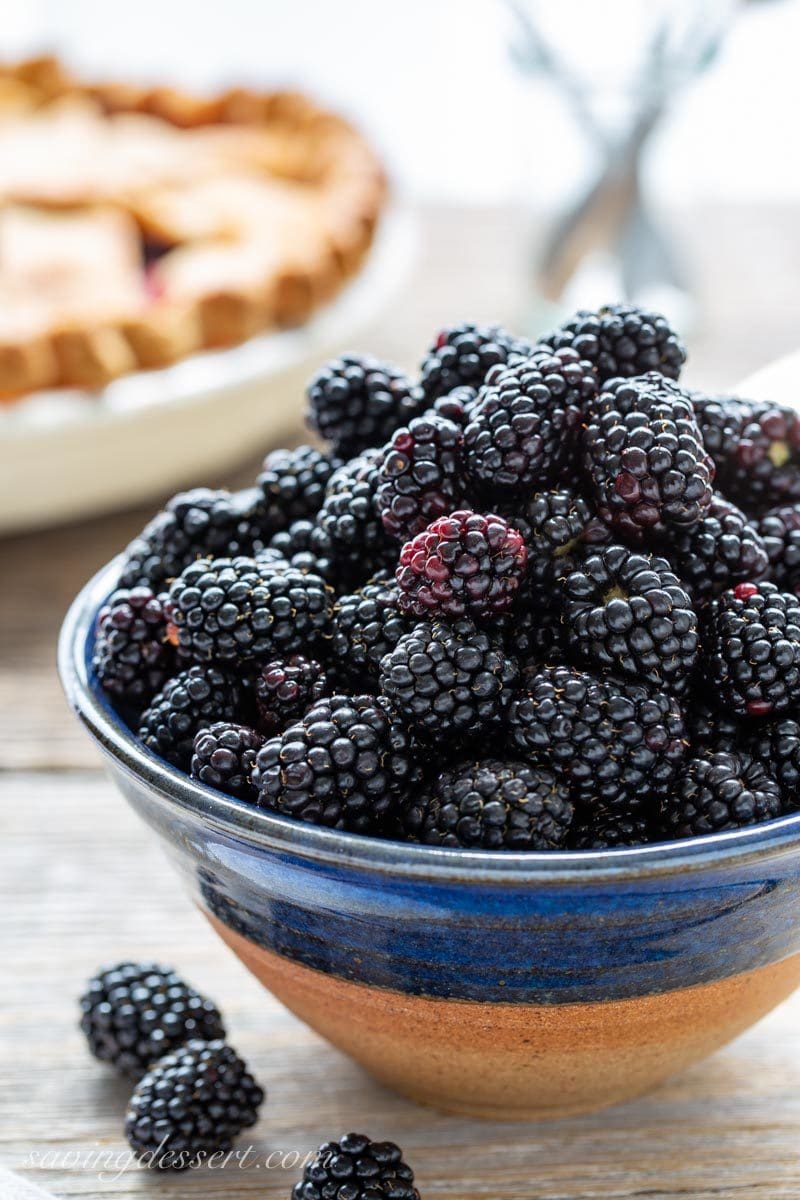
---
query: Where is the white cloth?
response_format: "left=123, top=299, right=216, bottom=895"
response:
left=0, top=1167, right=56, bottom=1200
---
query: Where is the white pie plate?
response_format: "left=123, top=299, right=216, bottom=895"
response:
left=0, top=208, right=415, bottom=534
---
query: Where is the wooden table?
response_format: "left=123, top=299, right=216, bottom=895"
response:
left=4, top=204, right=800, bottom=1199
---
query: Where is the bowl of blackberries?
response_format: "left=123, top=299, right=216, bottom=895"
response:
left=61, top=305, right=800, bottom=1120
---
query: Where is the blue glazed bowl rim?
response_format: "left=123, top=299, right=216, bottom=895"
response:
left=60, top=558, right=800, bottom=885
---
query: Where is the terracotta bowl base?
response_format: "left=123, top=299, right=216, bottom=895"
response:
left=209, top=915, right=800, bottom=1120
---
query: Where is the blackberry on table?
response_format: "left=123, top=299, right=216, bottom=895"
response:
left=330, top=577, right=410, bottom=689
left=292, top=1132, right=419, bottom=1200
left=660, top=751, right=782, bottom=838
left=379, top=617, right=519, bottom=740
left=257, top=445, right=342, bottom=526
left=463, top=347, right=595, bottom=494
left=668, top=495, right=769, bottom=604
left=306, top=354, right=425, bottom=457
left=138, top=665, right=243, bottom=768
left=403, top=758, right=574, bottom=849
left=190, top=722, right=265, bottom=800
left=254, top=655, right=329, bottom=734
left=395, top=510, right=528, bottom=621
left=317, top=450, right=396, bottom=587
left=375, top=413, right=466, bottom=542
left=702, top=581, right=800, bottom=717
left=757, top=503, right=800, bottom=593
left=504, top=487, right=610, bottom=606
left=539, top=303, right=686, bottom=383
left=508, top=664, right=688, bottom=810
left=561, top=543, right=699, bottom=694
left=79, top=962, right=225, bottom=1080
left=748, top=718, right=800, bottom=808
left=253, top=695, right=420, bottom=833
left=93, top=586, right=175, bottom=709
left=570, top=809, right=654, bottom=849
left=125, top=1039, right=263, bottom=1170
left=419, top=321, right=527, bottom=403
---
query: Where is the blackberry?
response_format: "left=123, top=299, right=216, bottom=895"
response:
left=584, top=378, right=714, bottom=540
left=254, top=655, right=329, bottom=734
left=306, top=354, right=425, bottom=457
left=403, top=758, right=574, bottom=849
left=686, top=697, right=743, bottom=754
left=717, top=399, right=800, bottom=511
left=92, top=586, right=174, bottom=708
left=375, top=414, right=466, bottom=541
left=165, top=557, right=333, bottom=668
left=561, top=544, right=699, bottom=694
left=419, top=320, right=527, bottom=403
left=496, top=604, right=566, bottom=666
left=257, top=445, right=342, bottom=526
left=395, top=510, right=528, bottom=621
left=668, top=495, right=769, bottom=604
left=424, top=384, right=479, bottom=427
left=749, top=718, right=800, bottom=807
left=190, top=722, right=265, bottom=799
left=570, top=809, right=654, bottom=849
left=508, top=664, right=688, bottom=809
left=138, top=665, right=242, bottom=768
left=125, top=1039, right=263, bottom=1170
left=253, top=695, right=420, bottom=832
left=292, top=1133, right=419, bottom=1200
left=463, top=347, right=595, bottom=493
left=119, top=488, right=272, bottom=590
left=330, top=577, right=410, bottom=689
left=79, top=962, right=225, bottom=1080
left=757, top=504, right=800, bottom=593
left=267, top=520, right=338, bottom=585
left=317, top=451, right=396, bottom=586
left=692, top=393, right=748, bottom=469
left=379, top=617, right=519, bottom=740
left=660, top=752, right=782, bottom=839
left=702, top=581, right=800, bottom=717
left=503, top=488, right=610, bottom=606
left=539, top=303, right=686, bottom=383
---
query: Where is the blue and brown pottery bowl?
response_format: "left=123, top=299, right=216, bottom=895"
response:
left=60, top=559, right=800, bottom=1120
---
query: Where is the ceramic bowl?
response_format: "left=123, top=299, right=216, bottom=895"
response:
left=60, top=559, right=800, bottom=1120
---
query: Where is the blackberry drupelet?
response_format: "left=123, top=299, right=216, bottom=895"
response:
left=165, top=557, right=333, bottom=668
left=125, top=1039, right=263, bottom=1170
left=668, top=495, right=769, bottom=603
left=463, top=347, right=595, bottom=493
left=79, top=962, right=225, bottom=1080
left=253, top=695, right=420, bottom=833
left=561, top=543, right=699, bottom=694
left=379, top=617, right=519, bottom=739
left=660, top=752, right=782, bottom=838
left=92, top=586, right=175, bottom=708
left=330, top=577, right=410, bottom=689
left=504, top=487, right=610, bottom=606
left=749, top=718, right=800, bottom=807
left=757, top=503, right=800, bottom=593
left=395, top=510, right=528, bottom=620
left=375, top=413, right=466, bottom=542
left=424, top=384, right=479, bottom=427
left=570, top=809, right=654, bottom=849
left=266, top=520, right=338, bottom=585
left=138, top=665, right=242, bottom=768
left=257, top=445, right=342, bottom=526
left=316, top=450, right=396, bottom=587
left=254, top=655, right=329, bottom=734
left=190, top=722, right=265, bottom=799
left=292, top=1132, right=419, bottom=1200
left=507, top=664, right=688, bottom=809
left=539, top=303, right=686, bottom=383
left=702, top=581, right=800, bottom=716
left=306, top=353, right=425, bottom=457
left=403, top=758, right=574, bottom=849
left=419, top=321, right=527, bottom=403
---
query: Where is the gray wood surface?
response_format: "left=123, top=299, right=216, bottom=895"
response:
left=4, top=204, right=800, bottom=1199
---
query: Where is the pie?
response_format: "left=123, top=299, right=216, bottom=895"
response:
left=0, top=56, right=387, bottom=399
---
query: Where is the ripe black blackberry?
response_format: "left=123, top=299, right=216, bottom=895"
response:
left=316, top=450, right=396, bottom=586
left=686, top=697, right=743, bottom=754
left=138, top=665, right=243, bottom=768
left=79, top=962, right=225, bottom=1080
left=561, top=544, right=699, bottom=695
left=660, top=752, right=782, bottom=838
left=697, top=397, right=800, bottom=511
left=749, top=718, right=800, bottom=807
left=496, top=604, right=566, bottom=666
left=757, top=504, right=800, bottom=593
left=691, top=393, right=748, bottom=469
left=539, top=303, right=686, bottom=383
left=403, top=758, right=574, bottom=849
left=503, top=487, right=610, bottom=606
left=508, top=664, right=688, bottom=809
left=702, top=581, right=800, bottom=717
left=375, top=413, right=466, bottom=542
left=257, top=444, right=342, bottom=526
left=379, top=617, right=519, bottom=740
left=292, top=1133, right=419, bottom=1200
left=125, top=1039, right=263, bottom=1170
left=253, top=695, right=420, bottom=833
left=306, top=353, right=425, bottom=456
left=395, top=510, right=528, bottom=621
left=92, top=586, right=175, bottom=708
left=424, top=384, right=479, bottom=427
left=570, top=809, right=654, bottom=849
left=419, top=321, right=528, bottom=403
left=190, top=722, right=265, bottom=799
left=254, top=655, right=329, bottom=734
left=266, top=520, right=338, bottom=585
left=584, top=378, right=714, bottom=541
left=330, top=577, right=410, bottom=689
left=668, top=495, right=769, bottom=604
left=165, top=557, right=333, bottom=668
left=463, top=347, right=595, bottom=493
